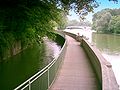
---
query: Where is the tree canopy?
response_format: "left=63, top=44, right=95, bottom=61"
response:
left=67, top=20, right=91, bottom=26
left=0, top=0, right=118, bottom=60
left=92, top=8, right=120, bottom=34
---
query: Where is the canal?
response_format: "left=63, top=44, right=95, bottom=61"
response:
left=0, top=38, right=61, bottom=90
left=92, top=33, right=120, bottom=86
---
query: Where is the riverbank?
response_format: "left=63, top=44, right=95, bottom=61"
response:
left=92, top=33, right=120, bottom=88
left=0, top=37, right=62, bottom=90
left=64, top=27, right=120, bottom=88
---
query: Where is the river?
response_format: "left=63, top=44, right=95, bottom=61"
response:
left=0, top=39, right=61, bottom=90
left=65, top=27, right=120, bottom=87
left=92, top=33, right=120, bottom=86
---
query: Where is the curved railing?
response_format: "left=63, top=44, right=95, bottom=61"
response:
left=64, top=31, right=119, bottom=90
left=14, top=33, right=67, bottom=90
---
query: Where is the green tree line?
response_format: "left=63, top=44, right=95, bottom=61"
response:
left=0, top=0, right=67, bottom=60
left=0, top=0, right=117, bottom=60
left=67, top=20, right=91, bottom=26
left=92, top=8, right=120, bottom=34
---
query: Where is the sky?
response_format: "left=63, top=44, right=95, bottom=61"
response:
left=67, top=0, right=120, bottom=23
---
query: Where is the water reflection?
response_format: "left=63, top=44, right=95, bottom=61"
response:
left=0, top=38, right=61, bottom=90
left=92, top=33, right=120, bottom=87
left=44, top=37, right=61, bottom=64
left=0, top=43, right=45, bottom=90
left=92, top=33, right=120, bottom=55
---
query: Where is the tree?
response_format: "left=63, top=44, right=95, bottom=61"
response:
left=92, top=9, right=112, bottom=32
left=56, top=11, right=68, bottom=30
left=67, top=20, right=91, bottom=26
left=67, top=20, right=80, bottom=26
left=109, top=15, right=120, bottom=34
left=92, top=8, right=120, bottom=33
left=0, top=0, right=118, bottom=60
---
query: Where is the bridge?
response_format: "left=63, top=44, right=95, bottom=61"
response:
left=14, top=31, right=119, bottom=90
left=50, top=35, right=100, bottom=90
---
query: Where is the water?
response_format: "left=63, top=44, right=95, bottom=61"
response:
left=92, top=33, right=120, bottom=86
left=65, top=27, right=120, bottom=87
left=43, top=37, right=61, bottom=64
left=0, top=39, right=61, bottom=90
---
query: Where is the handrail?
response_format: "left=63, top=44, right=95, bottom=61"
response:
left=14, top=32, right=67, bottom=90
left=64, top=31, right=119, bottom=90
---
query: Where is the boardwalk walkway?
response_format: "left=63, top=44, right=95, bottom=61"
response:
left=50, top=35, right=100, bottom=90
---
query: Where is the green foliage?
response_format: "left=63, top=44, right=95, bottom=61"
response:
left=67, top=20, right=91, bottom=26
left=57, top=12, right=68, bottom=30
left=109, top=15, right=120, bottom=34
left=92, top=8, right=120, bottom=34
left=0, top=0, right=63, bottom=59
left=0, top=0, right=118, bottom=60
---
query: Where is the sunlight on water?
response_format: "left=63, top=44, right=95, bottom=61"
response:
left=44, top=37, right=61, bottom=63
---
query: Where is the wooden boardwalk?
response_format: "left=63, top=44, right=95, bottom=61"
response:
left=50, top=35, right=100, bottom=90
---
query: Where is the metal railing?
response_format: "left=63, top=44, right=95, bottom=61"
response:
left=14, top=35, right=67, bottom=90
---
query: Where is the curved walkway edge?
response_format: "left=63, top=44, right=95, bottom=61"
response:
left=49, top=35, right=101, bottom=90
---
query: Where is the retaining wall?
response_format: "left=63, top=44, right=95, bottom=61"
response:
left=64, top=31, right=119, bottom=90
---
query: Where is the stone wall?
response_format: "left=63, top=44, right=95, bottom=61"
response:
left=64, top=31, right=119, bottom=90
left=0, top=41, right=22, bottom=62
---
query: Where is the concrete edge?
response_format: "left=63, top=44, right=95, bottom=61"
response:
left=63, top=31, right=119, bottom=90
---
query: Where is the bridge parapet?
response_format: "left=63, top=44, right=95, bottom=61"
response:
left=64, top=31, right=119, bottom=90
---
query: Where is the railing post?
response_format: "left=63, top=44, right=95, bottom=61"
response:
left=29, top=81, right=31, bottom=90
left=48, top=68, right=50, bottom=89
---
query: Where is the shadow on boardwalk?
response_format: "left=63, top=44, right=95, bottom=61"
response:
left=50, top=35, right=101, bottom=90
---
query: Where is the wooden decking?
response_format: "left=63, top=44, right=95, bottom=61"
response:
left=50, top=35, right=100, bottom=90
